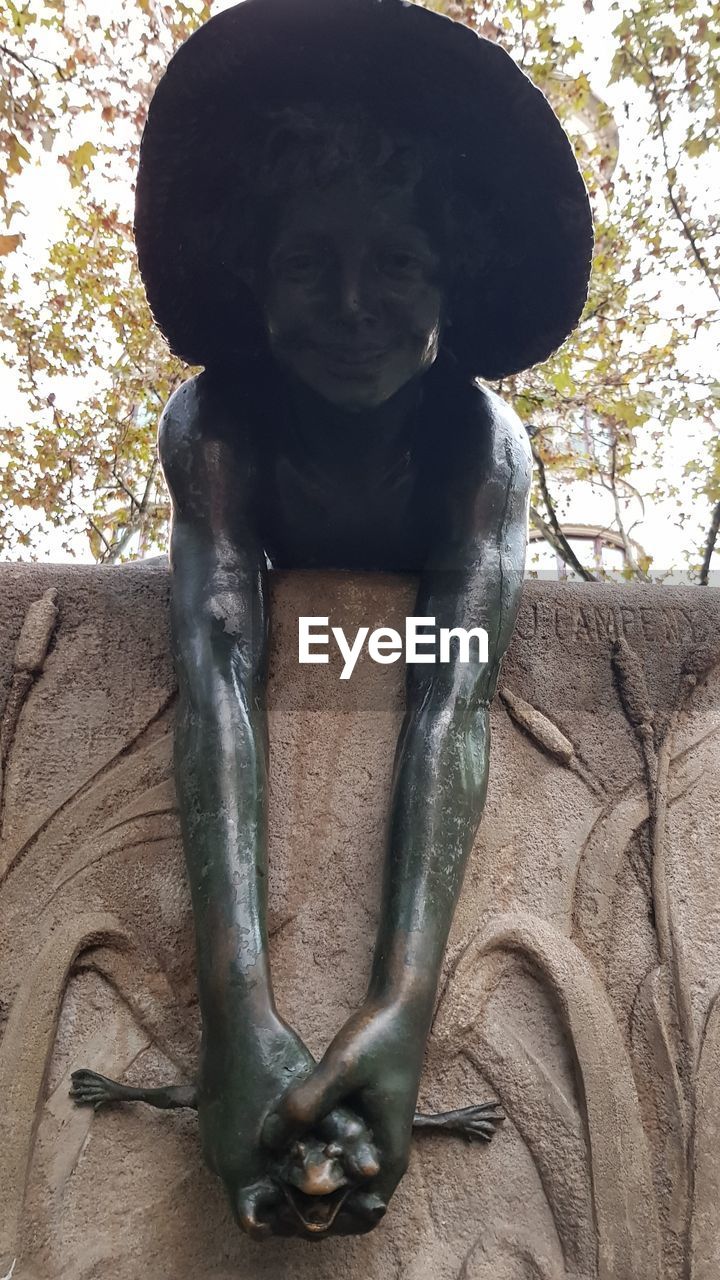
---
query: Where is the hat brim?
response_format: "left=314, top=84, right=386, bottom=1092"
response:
left=134, top=0, right=593, bottom=380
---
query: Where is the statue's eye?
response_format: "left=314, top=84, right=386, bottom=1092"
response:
left=378, top=250, right=426, bottom=280
left=278, top=252, right=323, bottom=282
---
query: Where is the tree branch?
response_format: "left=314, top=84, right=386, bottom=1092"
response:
left=515, top=0, right=529, bottom=66
left=105, top=456, right=159, bottom=563
left=529, top=506, right=570, bottom=559
left=629, top=22, right=720, bottom=303
left=528, top=430, right=597, bottom=581
left=699, top=499, right=720, bottom=586
left=607, top=436, right=649, bottom=580
left=0, top=41, right=70, bottom=83
left=0, top=42, right=40, bottom=85
left=111, top=466, right=142, bottom=514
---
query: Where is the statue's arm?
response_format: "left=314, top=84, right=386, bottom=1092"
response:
left=370, top=389, right=532, bottom=1015
left=159, top=376, right=385, bottom=1228
left=158, top=374, right=275, bottom=1044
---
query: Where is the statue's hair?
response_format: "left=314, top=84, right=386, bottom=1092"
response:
left=258, top=103, right=429, bottom=200
left=211, top=102, right=500, bottom=302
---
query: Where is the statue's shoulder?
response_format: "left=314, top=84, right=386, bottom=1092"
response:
left=158, top=367, right=269, bottom=489
left=464, top=381, right=532, bottom=469
left=157, top=369, right=261, bottom=515
left=158, top=370, right=243, bottom=462
left=440, top=376, right=531, bottom=489
left=157, top=374, right=200, bottom=464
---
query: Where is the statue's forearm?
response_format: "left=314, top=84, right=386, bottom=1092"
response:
left=174, top=656, right=272, bottom=1031
left=368, top=690, right=490, bottom=1016
left=170, top=525, right=274, bottom=1042
left=370, top=525, right=526, bottom=1018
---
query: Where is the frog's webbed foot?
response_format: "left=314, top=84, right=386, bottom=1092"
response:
left=412, top=1101, right=505, bottom=1142
left=70, top=1068, right=197, bottom=1112
left=70, top=1069, right=128, bottom=1111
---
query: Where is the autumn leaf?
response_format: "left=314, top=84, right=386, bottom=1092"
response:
left=61, top=140, right=99, bottom=187
left=7, top=2, right=35, bottom=36
left=0, top=234, right=22, bottom=256
left=6, top=137, right=31, bottom=178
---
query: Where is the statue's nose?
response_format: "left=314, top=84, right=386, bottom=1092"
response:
left=336, top=259, right=377, bottom=326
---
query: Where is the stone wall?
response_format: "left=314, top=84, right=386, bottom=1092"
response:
left=1, top=563, right=719, bottom=1280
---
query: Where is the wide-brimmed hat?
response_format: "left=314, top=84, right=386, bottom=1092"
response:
left=134, top=0, right=593, bottom=380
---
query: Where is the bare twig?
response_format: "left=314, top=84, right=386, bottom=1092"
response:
left=629, top=22, right=720, bottom=304
left=111, top=467, right=142, bottom=514
left=105, top=456, right=159, bottom=563
left=699, top=499, right=720, bottom=586
left=0, top=42, right=41, bottom=85
left=0, top=42, right=70, bottom=83
left=606, top=436, right=649, bottom=580
left=528, top=432, right=597, bottom=581
left=515, top=0, right=528, bottom=65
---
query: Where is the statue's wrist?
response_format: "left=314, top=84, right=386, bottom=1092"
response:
left=198, top=972, right=279, bottom=1043
left=201, top=1003, right=286, bottom=1067
left=367, top=966, right=437, bottom=1020
left=369, top=930, right=444, bottom=1014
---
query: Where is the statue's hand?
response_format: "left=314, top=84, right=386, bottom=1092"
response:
left=198, top=1010, right=307, bottom=1237
left=264, top=998, right=426, bottom=1229
left=199, top=1010, right=379, bottom=1238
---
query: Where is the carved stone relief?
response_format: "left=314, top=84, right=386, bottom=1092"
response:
left=1, top=563, right=719, bottom=1279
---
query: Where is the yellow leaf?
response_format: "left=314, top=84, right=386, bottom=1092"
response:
left=686, top=136, right=708, bottom=158
left=8, top=2, right=35, bottom=35
left=7, top=137, right=31, bottom=177
left=62, top=141, right=98, bottom=188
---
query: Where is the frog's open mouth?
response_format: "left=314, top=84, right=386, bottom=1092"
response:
left=281, top=1183, right=352, bottom=1234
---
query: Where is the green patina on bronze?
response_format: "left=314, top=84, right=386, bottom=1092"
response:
left=72, top=0, right=592, bottom=1239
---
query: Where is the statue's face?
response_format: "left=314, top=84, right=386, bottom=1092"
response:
left=261, top=181, right=444, bottom=411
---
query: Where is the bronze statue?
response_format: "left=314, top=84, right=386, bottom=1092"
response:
left=72, top=0, right=592, bottom=1239
left=70, top=1067, right=503, bottom=1235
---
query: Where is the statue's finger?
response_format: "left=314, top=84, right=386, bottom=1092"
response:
left=263, top=1057, right=360, bottom=1148
left=319, top=1109, right=380, bottom=1180
left=319, top=1106, right=369, bottom=1145
left=356, top=1092, right=413, bottom=1198
left=323, top=1189, right=388, bottom=1236
left=235, top=1203, right=271, bottom=1239
left=345, top=1139, right=381, bottom=1181
left=234, top=1181, right=280, bottom=1240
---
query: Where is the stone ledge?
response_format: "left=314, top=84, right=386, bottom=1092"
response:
left=0, top=563, right=719, bottom=1279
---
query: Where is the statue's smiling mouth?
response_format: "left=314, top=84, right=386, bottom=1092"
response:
left=280, top=1182, right=352, bottom=1234
left=320, top=344, right=392, bottom=368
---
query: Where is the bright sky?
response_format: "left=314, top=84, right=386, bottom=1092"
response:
left=1, top=0, right=718, bottom=579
